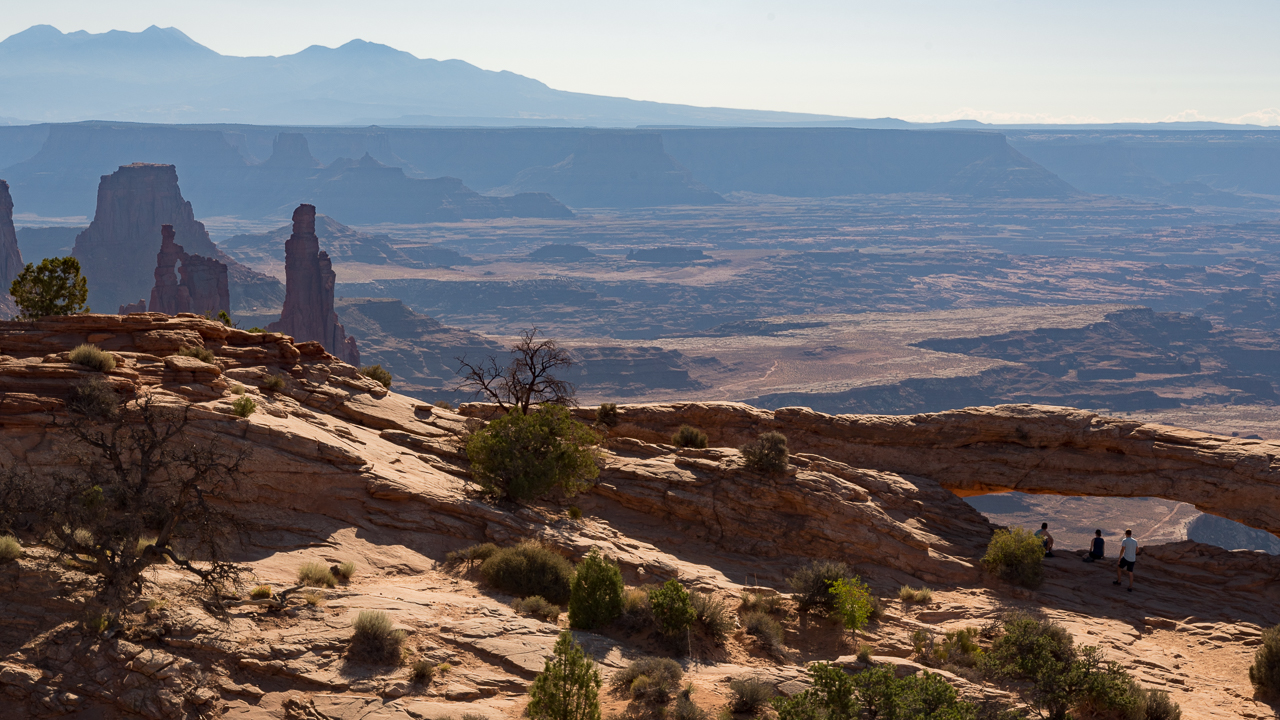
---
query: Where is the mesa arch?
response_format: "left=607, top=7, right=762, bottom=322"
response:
left=581, top=401, right=1280, bottom=541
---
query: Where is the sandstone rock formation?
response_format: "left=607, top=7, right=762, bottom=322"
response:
left=146, top=224, right=230, bottom=316
left=267, top=204, right=359, bottom=365
left=70, top=163, right=282, bottom=313
left=0, top=315, right=1276, bottom=718
left=0, top=180, right=24, bottom=289
left=568, top=401, right=1280, bottom=541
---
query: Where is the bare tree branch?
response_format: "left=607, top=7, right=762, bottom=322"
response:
left=456, top=327, right=576, bottom=413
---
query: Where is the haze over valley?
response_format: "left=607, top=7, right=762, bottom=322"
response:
left=0, top=10, right=1278, bottom=720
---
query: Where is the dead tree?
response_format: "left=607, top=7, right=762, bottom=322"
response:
left=456, top=328, right=577, bottom=413
left=0, top=379, right=250, bottom=613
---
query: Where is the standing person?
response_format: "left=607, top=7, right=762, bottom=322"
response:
left=1113, top=529, right=1139, bottom=591
left=1084, top=529, right=1105, bottom=563
left=1034, top=522, right=1055, bottom=558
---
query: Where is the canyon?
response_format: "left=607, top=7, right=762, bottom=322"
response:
left=0, top=314, right=1275, bottom=719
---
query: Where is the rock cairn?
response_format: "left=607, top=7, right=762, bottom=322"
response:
left=267, top=204, right=359, bottom=365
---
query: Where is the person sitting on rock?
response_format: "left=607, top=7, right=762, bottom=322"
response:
left=1113, top=529, right=1140, bottom=592
left=1084, top=529, right=1105, bottom=563
left=1034, top=522, right=1055, bottom=558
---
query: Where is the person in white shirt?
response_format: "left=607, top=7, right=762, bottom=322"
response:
left=1113, top=529, right=1140, bottom=592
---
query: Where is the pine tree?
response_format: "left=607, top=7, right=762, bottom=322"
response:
left=568, top=548, right=624, bottom=629
left=528, top=631, right=601, bottom=720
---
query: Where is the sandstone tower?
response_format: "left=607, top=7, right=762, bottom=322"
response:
left=267, top=204, right=359, bottom=365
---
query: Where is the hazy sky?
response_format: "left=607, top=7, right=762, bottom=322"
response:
left=5, top=0, right=1279, bottom=124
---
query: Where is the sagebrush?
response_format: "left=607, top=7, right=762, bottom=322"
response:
left=69, top=344, right=116, bottom=372
left=349, top=610, right=406, bottom=665
left=479, top=540, right=575, bottom=604
left=982, top=528, right=1045, bottom=588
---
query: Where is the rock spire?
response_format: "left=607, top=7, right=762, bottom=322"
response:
left=0, top=180, right=24, bottom=287
left=143, top=224, right=229, bottom=316
left=72, top=164, right=225, bottom=313
left=267, top=204, right=359, bottom=365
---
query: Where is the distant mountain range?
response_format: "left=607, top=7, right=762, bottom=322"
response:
left=0, top=25, right=860, bottom=127
left=2, top=25, right=1277, bottom=130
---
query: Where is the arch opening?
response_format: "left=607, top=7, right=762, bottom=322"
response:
left=964, top=492, right=1280, bottom=555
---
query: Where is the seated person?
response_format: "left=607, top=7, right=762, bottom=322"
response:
left=1033, top=522, right=1055, bottom=558
left=1084, top=529, right=1105, bottom=562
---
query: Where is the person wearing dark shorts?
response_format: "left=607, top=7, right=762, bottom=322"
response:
left=1084, top=529, right=1104, bottom=562
left=1034, top=522, right=1055, bottom=558
left=1113, top=529, right=1139, bottom=591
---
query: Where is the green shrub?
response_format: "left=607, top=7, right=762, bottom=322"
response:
left=740, top=591, right=785, bottom=615
left=230, top=383, right=246, bottom=395
left=1250, top=624, right=1280, bottom=697
left=262, top=373, right=286, bottom=392
left=741, top=431, right=788, bottom=474
left=742, top=611, right=785, bottom=654
left=359, top=364, right=393, bottom=388
left=982, top=528, right=1046, bottom=589
left=350, top=610, right=407, bottom=665
left=68, top=377, right=120, bottom=419
left=692, top=592, right=733, bottom=643
left=446, top=542, right=499, bottom=568
left=434, top=400, right=454, bottom=410
left=897, top=585, right=933, bottom=604
left=771, top=663, right=857, bottom=720
left=249, top=585, right=272, bottom=600
left=177, top=345, right=216, bottom=364
left=335, top=561, right=357, bottom=581
left=787, top=559, right=852, bottom=611
left=916, top=627, right=984, bottom=669
left=596, top=403, right=619, bottom=428
left=479, top=540, right=575, bottom=604
left=649, top=579, right=696, bottom=638
left=856, top=644, right=874, bottom=664
left=247, top=326, right=266, bottom=333
left=830, top=577, right=874, bottom=640
left=411, top=658, right=435, bottom=684
left=610, top=656, right=683, bottom=703
left=298, top=561, right=337, bottom=588
left=69, top=344, right=116, bottom=372
left=982, top=613, right=1150, bottom=720
left=568, top=505, right=583, bottom=520
left=672, top=425, right=708, bottom=449
left=11, top=256, right=89, bottom=318
left=465, top=404, right=601, bottom=501
left=231, top=395, right=257, bottom=418
left=84, top=611, right=113, bottom=634
left=569, top=548, right=624, bottom=629
left=728, top=679, right=775, bottom=714
left=513, top=595, right=562, bottom=623
left=1139, top=686, right=1183, bottom=720
left=0, top=535, right=22, bottom=563
left=528, top=631, right=602, bottom=720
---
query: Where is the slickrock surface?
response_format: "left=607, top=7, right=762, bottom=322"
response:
left=579, top=401, right=1280, bottom=539
left=267, top=204, right=360, bottom=366
left=147, top=224, right=231, bottom=315
left=0, top=316, right=1276, bottom=719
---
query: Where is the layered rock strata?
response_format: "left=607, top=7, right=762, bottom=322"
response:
left=267, top=204, right=359, bottom=365
left=563, top=401, right=1280, bottom=541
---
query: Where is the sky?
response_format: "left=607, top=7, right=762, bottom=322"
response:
left=4, top=0, right=1280, bottom=125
